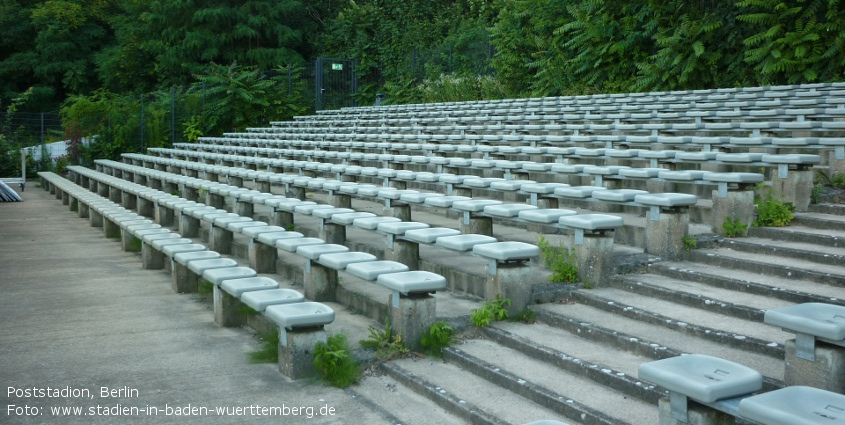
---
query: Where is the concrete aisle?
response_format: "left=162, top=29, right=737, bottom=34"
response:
left=0, top=184, right=385, bottom=424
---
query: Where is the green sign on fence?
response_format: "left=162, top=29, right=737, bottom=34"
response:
left=331, top=63, right=343, bottom=71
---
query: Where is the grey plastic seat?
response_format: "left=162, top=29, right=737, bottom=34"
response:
left=330, top=212, right=377, bottom=225
left=592, top=189, right=648, bottom=202
left=276, top=237, right=325, bottom=252
left=635, top=193, right=698, bottom=207
left=345, top=260, right=410, bottom=281
left=257, top=231, right=303, bottom=245
left=294, top=204, right=335, bottom=215
left=483, top=204, right=538, bottom=218
left=317, top=252, right=377, bottom=270
left=162, top=243, right=207, bottom=258
left=435, top=234, right=497, bottom=251
left=738, top=386, right=845, bottom=425
left=353, top=216, right=401, bottom=230
left=150, top=237, right=193, bottom=251
left=377, top=221, right=430, bottom=235
left=220, top=276, right=278, bottom=297
left=658, top=170, right=706, bottom=182
left=472, top=241, right=540, bottom=262
left=240, top=288, right=304, bottom=312
left=639, top=354, right=763, bottom=403
left=559, top=214, right=624, bottom=231
left=265, top=302, right=335, bottom=329
left=518, top=209, right=578, bottom=224
left=521, top=183, right=569, bottom=194
left=187, top=258, right=239, bottom=275
left=764, top=303, right=845, bottom=341
left=555, top=186, right=607, bottom=198
left=424, top=195, right=472, bottom=208
left=452, top=199, right=503, bottom=212
left=402, top=228, right=462, bottom=244
left=702, top=172, right=764, bottom=184
left=296, top=243, right=349, bottom=261
left=376, top=271, right=447, bottom=295
left=242, top=225, right=287, bottom=238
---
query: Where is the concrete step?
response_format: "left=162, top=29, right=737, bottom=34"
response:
left=809, top=203, right=845, bottom=216
left=747, top=223, right=845, bottom=247
left=445, top=338, right=656, bottom=425
left=610, top=274, right=792, bottom=322
left=532, top=302, right=785, bottom=387
left=792, top=211, right=845, bottom=231
left=718, top=236, right=845, bottom=267
left=382, top=357, right=570, bottom=425
left=649, top=262, right=845, bottom=306
left=689, top=248, right=845, bottom=288
left=480, top=322, right=662, bottom=403
left=349, top=371, right=470, bottom=425
left=569, top=289, right=788, bottom=358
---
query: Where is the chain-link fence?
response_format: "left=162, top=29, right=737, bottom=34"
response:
left=0, top=110, right=63, bottom=178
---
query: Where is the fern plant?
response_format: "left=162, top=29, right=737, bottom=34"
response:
left=313, top=333, right=359, bottom=388
left=470, top=295, right=511, bottom=327
left=736, top=0, right=840, bottom=84
left=359, top=317, right=408, bottom=360
left=420, top=321, right=455, bottom=358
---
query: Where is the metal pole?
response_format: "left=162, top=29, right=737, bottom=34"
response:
left=315, top=58, right=323, bottom=110
left=40, top=113, right=45, bottom=171
left=139, top=95, right=145, bottom=151
left=20, top=148, right=26, bottom=190
left=171, top=87, right=176, bottom=145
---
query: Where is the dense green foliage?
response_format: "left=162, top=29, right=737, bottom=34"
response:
left=2, top=0, right=845, bottom=163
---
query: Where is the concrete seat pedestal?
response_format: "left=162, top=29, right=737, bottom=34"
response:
left=559, top=214, right=624, bottom=287
left=378, top=271, right=447, bottom=351
left=771, top=168, right=814, bottom=212
left=265, top=302, right=335, bottom=380
left=473, top=242, right=541, bottom=312
left=764, top=303, right=845, bottom=391
left=319, top=221, right=346, bottom=245
left=637, top=193, right=696, bottom=260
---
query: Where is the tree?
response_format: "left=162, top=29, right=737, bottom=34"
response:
left=145, top=0, right=311, bottom=87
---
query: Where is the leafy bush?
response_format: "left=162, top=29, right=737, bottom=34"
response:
left=313, top=333, right=359, bottom=388
left=538, top=235, right=579, bottom=283
left=470, top=295, right=511, bottom=327
left=420, top=321, right=454, bottom=358
left=682, top=235, right=698, bottom=251
left=754, top=190, right=795, bottom=227
left=722, top=217, right=749, bottom=238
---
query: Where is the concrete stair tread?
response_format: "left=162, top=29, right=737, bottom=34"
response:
left=655, top=261, right=845, bottom=303
left=697, top=247, right=845, bottom=280
left=453, top=338, right=656, bottom=424
left=749, top=224, right=845, bottom=245
left=352, top=373, right=471, bottom=425
left=731, top=235, right=845, bottom=258
left=392, top=356, right=570, bottom=425
left=619, top=273, right=795, bottom=312
left=579, top=288, right=792, bottom=344
left=535, top=303, right=784, bottom=380
left=491, top=320, right=656, bottom=387
left=795, top=211, right=845, bottom=224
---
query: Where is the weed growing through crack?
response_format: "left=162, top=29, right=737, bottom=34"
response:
left=471, top=295, right=511, bottom=327
left=313, top=333, right=359, bottom=388
left=248, top=331, right=278, bottom=363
